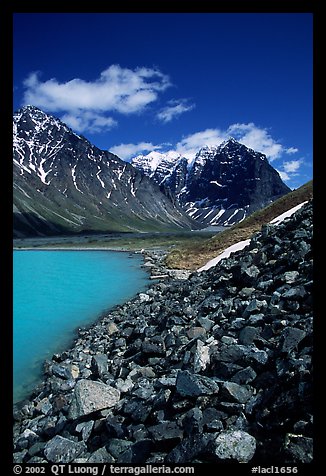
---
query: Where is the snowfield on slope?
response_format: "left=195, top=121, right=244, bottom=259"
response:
left=197, top=201, right=308, bottom=272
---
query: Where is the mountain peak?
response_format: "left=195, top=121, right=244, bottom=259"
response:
left=196, top=138, right=242, bottom=158
left=13, top=108, right=198, bottom=236
left=15, top=105, right=47, bottom=117
left=198, top=144, right=218, bottom=151
left=218, top=137, right=242, bottom=149
left=132, top=138, right=291, bottom=227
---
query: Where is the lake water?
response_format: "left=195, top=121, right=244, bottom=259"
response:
left=13, top=250, right=150, bottom=403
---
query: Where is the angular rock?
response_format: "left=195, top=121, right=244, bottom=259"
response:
left=27, top=456, right=47, bottom=463
left=283, top=271, right=299, bottom=283
left=106, top=438, right=133, bottom=459
left=176, top=370, right=219, bottom=397
left=105, top=414, right=127, bottom=438
left=197, top=316, right=215, bottom=331
left=231, top=366, right=257, bottom=385
left=186, top=326, right=206, bottom=339
left=28, top=442, right=46, bottom=457
left=212, top=430, right=256, bottom=462
left=239, top=326, right=260, bottom=345
left=282, top=286, right=307, bottom=300
left=244, top=299, right=265, bottom=316
left=75, top=420, right=94, bottom=441
left=193, top=340, right=210, bottom=372
left=284, top=434, right=313, bottom=463
left=142, top=336, right=165, bottom=355
left=68, top=379, right=120, bottom=419
left=245, top=346, right=269, bottom=365
left=13, top=450, right=28, bottom=463
left=221, top=381, right=254, bottom=403
left=87, top=447, right=115, bottom=463
left=182, top=407, right=203, bottom=435
left=155, top=377, right=176, bottom=389
left=117, top=439, right=153, bottom=463
left=281, top=327, right=306, bottom=353
left=220, top=335, right=238, bottom=345
left=44, top=435, right=86, bottom=463
left=152, top=389, right=172, bottom=410
left=139, top=293, right=150, bottom=303
left=92, top=354, right=108, bottom=378
left=212, top=344, right=246, bottom=363
left=115, top=377, right=134, bottom=393
left=165, top=434, right=212, bottom=463
left=107, top=322, right=119, bottom=335
left=35, top=398, right=52, bottom=416
left=123, top=399, right=152, bottom=423
left=51, top=364, right=74, bottom=380
left=202, top=407, right=224, bottom=432
left=148, top=422, right=183, bottom=442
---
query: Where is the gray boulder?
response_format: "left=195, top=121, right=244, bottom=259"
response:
left=44, top=435, right=86, bottom=463
left=212, top=430, right=256, bottom=462
left=68, top=379, right=120, bottom=419
left=176, top=370, right=219, bottom=397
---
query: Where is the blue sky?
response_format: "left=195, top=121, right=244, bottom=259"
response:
left=13, top=13, right=313, bottom=189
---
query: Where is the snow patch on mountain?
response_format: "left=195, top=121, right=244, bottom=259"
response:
left=131, top=138, right=291, bottom=227
left=198, top=201, right=308, bottom=272
left=13, top=105, right=198, bottom=237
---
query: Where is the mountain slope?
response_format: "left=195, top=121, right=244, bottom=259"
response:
left=165, top=180, right=313, bottom=270
left=13, top=106, right=199, bottom=237
left=131, top=139, right=291, bottom=226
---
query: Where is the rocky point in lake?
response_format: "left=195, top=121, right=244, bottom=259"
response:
left=13, top=201, right=313, bottom=464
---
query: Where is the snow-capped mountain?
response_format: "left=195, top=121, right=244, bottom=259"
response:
left=13, top=106, right=198, bottom=237
left=131, top=139, right=291, bottom=226
left=131, top=150, right=182, bottom=184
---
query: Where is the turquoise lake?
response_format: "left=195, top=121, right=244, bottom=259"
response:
left=13, top=250, right=150, bottom=403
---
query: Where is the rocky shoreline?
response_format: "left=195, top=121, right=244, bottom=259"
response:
left=13, top=201, right=313, bottom=464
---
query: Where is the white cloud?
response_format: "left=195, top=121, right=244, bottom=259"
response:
left=171, top=123, right=294, bottom=162
left=227, top=123, right=283, bottom=160
left=175, top=128, right=227, bottom=159
left=110, top=123, right=301, bottom=169
left=110, top=142, right=162, bottom=160
left=285, top=147, right=299, bottom=154
left=277, top=170, right=290, bottom=181
left=157, top=99, right=195, bottom=123
left=22, top=65, right=171, bottom=132
left=283, top=159, right=303, bottom=173
left=61, top=111, right=117, bottom=134
left=276, top=159, right=304, bottom=184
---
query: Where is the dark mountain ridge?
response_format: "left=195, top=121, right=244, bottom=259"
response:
left=13, top=106, right=199, bottom=237
left=132, top=139, right=291, bottom=226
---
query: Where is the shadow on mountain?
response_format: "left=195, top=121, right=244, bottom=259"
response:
left=13, top=212, right=69, bottom=238
left=13, top=212, right=144, bottom=239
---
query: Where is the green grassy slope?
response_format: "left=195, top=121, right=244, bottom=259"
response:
left=165, top=180, right=313, bottom=270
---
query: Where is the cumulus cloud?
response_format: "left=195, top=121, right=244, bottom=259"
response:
left=175, top=128, right=227, bottom=159
left=283, top=159, right=303, bottom=173
left=285, top=147, right=299, bottom=154
left=227, top=123, right=283, bottom=161
left=277, top=170, right=290, bottom=181
left=171, top=123, right=294, bottom=162
left=157, top=99, right=195, bottom=123
left=110, top=123, right=301, bottom=171
left=110, top=142, right=162, bottom=160
left=275, top=159, right=305, bottom=184
left=61, top=112, right=117, bottom=134
left=275, top=159, right=304, bottom=184
left=23, top=66, right=170, bottom=113
left=22, top=65, right=171, bottom=133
